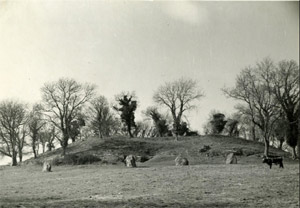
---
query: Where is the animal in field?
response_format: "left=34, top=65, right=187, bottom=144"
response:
left=262, top=156, right=284, bottom=169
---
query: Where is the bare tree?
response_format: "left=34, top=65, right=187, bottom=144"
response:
left=272, top=118, right=287, bottom=150
left=144, top=106, right=170, bottom=137
left=39, top=124, right=58, bottom=152
left=234, top=105, right=261, bottom=141
left=226, top=110, right=256, bottom=140
left=69, top=114, right=85, bottom=143
left=0, top=100, right=27, bottom=166
left=223, top=59, right=280, bottom=156
left=89, top=96, right=119, bottom=138
left=28, top=104, right=45, bottom=158
left=16, top=125, right=28, bottom=163
left=153, top=78, right=204, bottom=138
left=41, top=78, right=96, bottom=155
left=132, top=120, right=149, bottom=138
left=271, top=60, right=299, bottom=159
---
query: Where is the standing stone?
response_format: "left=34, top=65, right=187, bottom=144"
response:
left=175, top=155, right=189, bottom=166
left=42, top=161, right=52, bottom=172
left=225, top=153, right=237, bottom=164
left=125, top=155, right=136, bottom=167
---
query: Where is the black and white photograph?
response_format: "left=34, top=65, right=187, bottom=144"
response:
left=0, top=1, right=299, bottom=207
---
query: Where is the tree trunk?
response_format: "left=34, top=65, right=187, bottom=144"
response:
left=11, top=151, right=17, bottom=166
left=173, top=118, right=180, bottom=139
left=18, top=146, right=23, bottom=163
left=286, top=122, right=298, bottom=159
left=62, top=146, right=66, bottom=156
left=251, top=126, right=256, bottom=141
left=19, top=152, right=23, bottom=163
left=141, top=130, right=145, bottom=138
left=48, top=143, right=52, bottom=151
left=128, top=124, right=133, bottom=138
left=61, top=133, right=69, bottom=156
left=264, top=139, right=270, bottom=157
left=292, top=146, right=297, bottom=160
left=71, top=136, right=76, bottom=143
left=298, top=119, right=300, bottom=160
left=32, top=145, right=37, bottom=159
left=298, top=69, right=300, bottom=160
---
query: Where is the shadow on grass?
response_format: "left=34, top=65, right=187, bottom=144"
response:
left=0, top=198, right=246, bottom=208
left=135, top=165, right=150, bottom=169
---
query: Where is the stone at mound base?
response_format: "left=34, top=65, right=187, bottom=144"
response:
left=175, top=156, right=189, bottom=166
left=125, top=155, right=136, bottom=168
left=42, top=161, right=52, bottom=172
left=226, top=153, right=237, bottom=164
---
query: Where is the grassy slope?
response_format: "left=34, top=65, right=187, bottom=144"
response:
left=23, top=135, right=293, bottom=166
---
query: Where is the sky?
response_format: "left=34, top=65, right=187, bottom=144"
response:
left=0, top=1, right=299, bottom=136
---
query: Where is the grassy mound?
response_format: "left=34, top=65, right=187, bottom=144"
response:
left=23, top=135, right=293, bottom=166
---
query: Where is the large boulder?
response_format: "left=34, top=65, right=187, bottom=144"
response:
left=125, top=155, right=137, bottom=168
left=225, top=153, right=237, bottom=164
left=175, top=155, right=189, bottom=166
left=42, top=161, right=52, bottom=172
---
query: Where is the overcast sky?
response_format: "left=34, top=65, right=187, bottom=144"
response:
left=0, top=1, right=299, bottom=134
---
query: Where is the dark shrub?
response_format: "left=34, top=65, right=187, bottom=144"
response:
left=199, top=145, right=211, bottom=153
left=206, top=149, right=220, bottom=157
left=210, top=113, right=227, bottom=134
left=232, top=148, right=243, bottom=156
left=51, top=156, right=64, bottom=166
left=135, top=155, right=151, bottom=162
left=77, top=154, right=101, bottom=164
left=63, top=154, right=80, bottom=165
left=51, top=154, right=101, bottom=165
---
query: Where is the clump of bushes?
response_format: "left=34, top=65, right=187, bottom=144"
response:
left=135, top=155, right=151, bottom=162
left=232, top=148, right=243, bottom=156
left=199, top=145, right=211, bottom=153
left=77, top=154, right=101, bottom=164
left=51, top=154, right=101, bottom=166
left=206, top=149, right=221, bottom=157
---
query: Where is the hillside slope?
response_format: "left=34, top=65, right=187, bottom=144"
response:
left=23, top=135, right=293, bottom=166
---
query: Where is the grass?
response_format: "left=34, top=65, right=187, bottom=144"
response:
left=23, top=135, right=293, bottom=166
left=1, top=135, right=298, bottom=207
left=0, top=163, right=299, bottom=208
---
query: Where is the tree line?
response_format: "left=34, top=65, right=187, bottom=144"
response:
left=0, top=77, right=203, bottom=166
left=0, top=58, right=298, bottom=166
